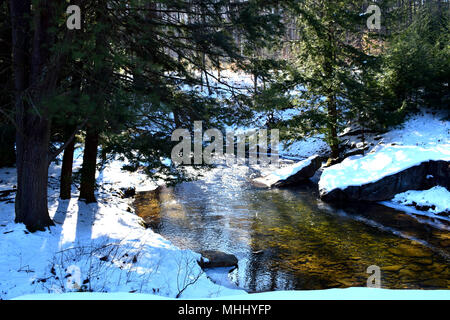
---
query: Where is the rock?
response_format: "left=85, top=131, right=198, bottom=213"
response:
left=388, top=244, right=432, bottom=258
left=121, top=187, right=136, bottom=198
left=342, top=147, right=369, bottom=159
left=419, top=279, right=447, bottom=288
left=415, top=258, right=433, bottom=265
left=439, top=239, right=450, bottom=247
left=383, top=265, right=404, bottom=272
left=398, top=268, right=417, bottom=279
left=320, top=160, right=450, bottom=202
left=252, top=155, right=322, bottom=188
left=199, top=250, right=238, bottom=268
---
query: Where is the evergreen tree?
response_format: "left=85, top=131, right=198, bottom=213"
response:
left=258, top=0, right=379, bottom=162
left=0, top=0, right=15, bottom=168
left=380, top=1, right=450, bottom=117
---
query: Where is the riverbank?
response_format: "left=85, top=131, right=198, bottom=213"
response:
left=0, top=157, right=247, bottom=299
left=12, top=287, right=450, bottom=300
left=318, top=110, right=449, bottom=217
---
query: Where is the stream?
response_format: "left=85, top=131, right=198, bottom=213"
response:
left=135, top=164, right=450, bottom=292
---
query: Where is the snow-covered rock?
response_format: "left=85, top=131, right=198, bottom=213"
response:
left=319, top=146, right=450, bottom=202
left=252, top=155, right=322, bottom=188
left=391, top=186, right=450, bottom=216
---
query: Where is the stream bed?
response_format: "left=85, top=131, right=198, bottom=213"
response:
left=135, top=165, right=450, bottom=292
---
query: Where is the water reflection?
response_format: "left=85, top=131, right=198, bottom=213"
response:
left=136, top=173, right=450, bottom=292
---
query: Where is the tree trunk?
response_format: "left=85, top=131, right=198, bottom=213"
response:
left=325, top=28, right=339, bottom=160
left=14, top=116, right=53, bottom=231
left=60, top=128, right=76, bottom=200
left=79, top=126, right=99, bottom=203
left=327, top=94, right=339, bottom=159
left=10, top=0, right=54, bottom=231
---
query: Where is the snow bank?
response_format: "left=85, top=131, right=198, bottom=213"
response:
left=13, top=287, right=450, bottom=300
left=0, top=158, right=246, bottom=300
left=379, top=110, right=450, bottom=148
left=319, top=145, right=450, bottom=194
left=391, top=186, right=450, bottom=215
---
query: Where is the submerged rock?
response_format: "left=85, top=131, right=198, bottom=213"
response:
left=252, top=155, right=322, bottom=188
left=133, top=187, right=162, bottom=228
left=199, top=250, right=238, bottom=268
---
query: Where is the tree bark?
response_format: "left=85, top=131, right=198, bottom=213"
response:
left=327, top=94, right=339, bottom=159
left=79, top=126, right=99, bottom=203
left=14, top=116, right=53, bottom=231
left=10, top=0, right=54, bottom=231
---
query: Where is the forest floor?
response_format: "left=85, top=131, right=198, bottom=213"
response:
left=0, top=108, right=448, bottom=299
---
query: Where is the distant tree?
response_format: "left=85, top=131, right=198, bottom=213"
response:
left=0, top=0, right=15, bottom=168
left=380, top=1, right=450, bottom=116
left=257, top=0, right=378, bottom=162
left=73, top=0, right=285, bottom=201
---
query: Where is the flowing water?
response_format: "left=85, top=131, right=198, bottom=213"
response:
left=135, top=165, right=450, bottom=292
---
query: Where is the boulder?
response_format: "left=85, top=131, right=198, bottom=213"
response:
left=199, top=250, right=238, bottom=268
left=320, top=160, right=450, bottom=202
left=121, top=187, right=136, bottom=198
left=252, top=155, right=322, bottom=188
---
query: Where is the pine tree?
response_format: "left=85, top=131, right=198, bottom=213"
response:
left=0, top=0, right=15, bottom=168
left=380, top=1, right=450, bottom=115
left=267, top=0, right=378, bottom=162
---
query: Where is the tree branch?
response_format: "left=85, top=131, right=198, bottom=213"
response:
left=48, top=119, right=88, bottom=165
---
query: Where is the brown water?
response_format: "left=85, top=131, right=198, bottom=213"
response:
left=135, top=168, right=450, bottom=292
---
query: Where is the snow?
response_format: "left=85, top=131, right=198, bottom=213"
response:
left=280, top=135, right=330, bottom=159
left=319, top=110, right=450, bottom=194
left=0, top=154, right=247, bottom=300
left=252, top=155, right=318, bottom=187
left=391, top=186, right=450, bottom=215
left=13, top=287, right=450, bottom=300
left=378, top=111, right=450, bottom=148
left=319, top=145, right=450, bottom=193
